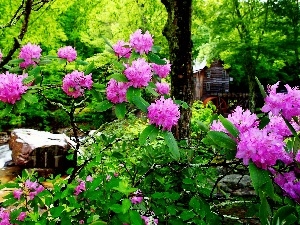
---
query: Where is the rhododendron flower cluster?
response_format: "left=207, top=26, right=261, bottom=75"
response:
left=113, top=40, right=131, bottom=58
left=210, top=106, right=258, bottom=134
left=274, top=171, right=300, bottom=203
left=130, top=189, right=143, bottom=204
left=129, top=29, right=153, bottom=54
left=74, top=176, right=93, bottom=196
left=106, top=79, right=130, bottom=103
left=0, top=208, right=11, bottom=225
left=262, top=81, right=300, bottom=120
left=74, top=180, right=86, bottom=196
left=210, top=81, right=300, bottom=203
left=17, top=212, right=26, bottom=222
left=57, top=46, right=77, bottom=62
left=151, top=61, right=171, bottom=78
left=141, top=215, right=158, bottom=225
left=236, top=127, right=291, bottom=169
left=0, top=72, right=28, bottom=104
left=124, top=58, right=152, bottom=88
left=62, top=70, right=93, bottom=98
left=147, top=97, right=180, bottom=131
left=155, top=82, right=170, bottom=95
left=19, top=43, right=42, bottom=68
left=13, top=180, right=45, bottom=201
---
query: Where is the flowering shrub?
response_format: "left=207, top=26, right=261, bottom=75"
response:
left=206, top=78, right=300, bottom=223
left=62, top=70, right=93, bottom=98
left=0, top=72, right=28, bottom=104
left=57, top=46, right=77, bottom=62
left=0, top=29, right=191, bottom=225
left=18, top=43, right=42, bottom=68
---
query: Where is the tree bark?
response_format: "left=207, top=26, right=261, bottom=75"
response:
left=0, top=0, right=33, bottom=69
left=161, top=0, right=193, bottom=140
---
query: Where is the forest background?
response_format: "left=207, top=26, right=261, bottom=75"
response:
left=0, top=0, right=299, bottom=131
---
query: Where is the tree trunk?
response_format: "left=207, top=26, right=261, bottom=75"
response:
left=161, top=0, right=193, bottom=140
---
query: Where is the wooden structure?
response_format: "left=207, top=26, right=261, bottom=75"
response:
left=193, top=60, right=249, bottom=113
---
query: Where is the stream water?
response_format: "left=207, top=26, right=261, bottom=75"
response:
left=0, top=144, right=11, bottom=168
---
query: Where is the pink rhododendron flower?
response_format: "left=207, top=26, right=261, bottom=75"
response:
left=24, top=180, right=45, bottom=200
left=113, top=40, right=131, bottom=58
left=0, top=208, right=11, bottom=225
left=106, top=79, right=130, bottom=103
left=141, top=215, right=158, bottom=225
left=210, top=106, right=258, bottom=134
left=74, top=180, right=86, bottom=196
left=19, top=43, right=42, bottom=68
left=295, top=151, right=300, bottom=163
left=155, top=82, right=170, bottom=95
left=262, top=82, right=300, bottom=120
left=86, top=175, right=93, bottom=182
left=264, top=114, right=300, bottom=137
left=17, top=212, right=26, bottom=221
left=124, top=58, right=152, bottom=88
left=130, top=190, right=143, bottom=204
left=151, top=61, right=171, bottom=78
left=13, top=188, right=23, bottom=200
left=147, top=96, right=180, bottom=131
left=274, top=171, right=300, bottom=203
left=57, top=46, right=77, bottom=62
left=79, top=220, right=84, bottom=224
left=129, top=29, right=153, bottom=54
left=236, top=127, right=292, bottom=169
left=62, top=70, right=93, bottom=98
left=0, top=72, right=28, bottom=104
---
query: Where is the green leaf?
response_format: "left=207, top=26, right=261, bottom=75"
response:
left=85, top=61, right=95, bottom=75
left=39, top=59, right=52, bottom=65
left=249, top=162, right=274, bottom=198
left=272, top=206, right=296, bottom=225
left=139, top=124, right=159, bottom=145
left=197, top=121, right=209, bottom=132
left=132, top=96, right=150, bottom=112
left=90, top=221, right=107, bottom=225
left=8, top=58, right=24, bottom=64
left=255, top=76, right=267, bottom=98
left=101, top=35, right=113, bottom=49
left=115, top=103, right=126, bottom=119
left=16, top=98, right=26, bottom=110
left=75, top=59, right=88, bottom=65
left=162, top=131, right=180, bottom=160
left=107, top=73, right=128, bottom=82
left=22, top=76, right=35, bottom=85
left=130, top=210, right=143, bottom=225
left=147, top=52, right=167, bottom=65
left=121, top=199, right=131, bottom=214
left=174, top=100, right=189, bottom=109
left=207, top=131, right=237, bottom=150
left=151, top=45, right=161, bottom=53
left=110, top=204, right=122, bottom=213
left=50, top=206, right=64, bottom=218
left=180, top=211, right=196, bottom=221
left=219, top=115, right=239, bottom=138
left=259, top=194, right=271, bottom=225
left=126, top=87, right=141, bottom=103
left=145, top=85, right=159, bottom=97
left=22, top=92, right=38, bottom=104
left=113, top=61, right=126, bottom=70
left=28, top=66, right=41, bottom=77
left=95, top=100, right=113, bottom=112
left=1, top=104, right=13, bottom=117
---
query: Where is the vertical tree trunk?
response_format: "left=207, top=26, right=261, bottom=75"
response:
left=161, top=0, right=193, bottom=140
